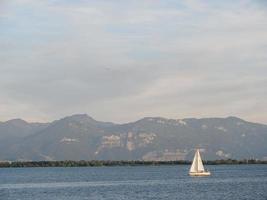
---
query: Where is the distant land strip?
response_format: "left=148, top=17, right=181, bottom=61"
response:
left=0, top=159, right=267, bottom=168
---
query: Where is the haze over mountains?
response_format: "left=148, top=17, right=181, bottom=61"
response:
left=0, top=114, right=266, bottom=161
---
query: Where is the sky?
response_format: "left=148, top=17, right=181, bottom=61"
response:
left=0, top=0, right=267, bottom=124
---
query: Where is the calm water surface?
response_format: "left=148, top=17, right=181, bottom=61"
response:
left=0, top=165, right=266, bottom=200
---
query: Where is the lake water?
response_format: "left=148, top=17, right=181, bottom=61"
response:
left=0, top=165, right=267, bottom=200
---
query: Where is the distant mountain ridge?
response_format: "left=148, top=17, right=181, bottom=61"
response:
left=0, top=114, right=266, bottom=161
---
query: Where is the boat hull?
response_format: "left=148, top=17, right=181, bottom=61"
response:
left=189, top=171, right=211, bottom=176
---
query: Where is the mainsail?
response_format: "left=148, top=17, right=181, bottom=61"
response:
left=189, top=149, right=205, bottom=173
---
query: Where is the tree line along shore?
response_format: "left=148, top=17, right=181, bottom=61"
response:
left=0, top=159, right=266, bottom=168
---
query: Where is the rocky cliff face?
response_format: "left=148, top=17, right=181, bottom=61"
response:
left=0, top=114, right=266, bottom=161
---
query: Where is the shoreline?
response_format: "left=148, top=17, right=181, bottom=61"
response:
left=0, top=159, right=267, bottom=168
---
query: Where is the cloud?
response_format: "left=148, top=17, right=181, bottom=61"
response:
left=0, top=0, right=267, bottom=124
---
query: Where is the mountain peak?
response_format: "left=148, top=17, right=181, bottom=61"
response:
left=62, top=114, right=95, bottom=122
left=226, top=116, right=244, bottom=121
left=142, top=117, right=167, bottom=121
left=5, top=118, right=29, bottom=126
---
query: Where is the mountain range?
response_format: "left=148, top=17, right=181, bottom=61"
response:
left=0, top=114, right=266, bottom=161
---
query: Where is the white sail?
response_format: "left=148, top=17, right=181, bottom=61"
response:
left=189, top=150, right=198, bottom=173
left=189, top=149, right=204, bottom=173
left=196, top=149, right=204, bottom=172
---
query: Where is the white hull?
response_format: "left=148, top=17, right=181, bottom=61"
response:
left=189, top=171, right=211, bottom=176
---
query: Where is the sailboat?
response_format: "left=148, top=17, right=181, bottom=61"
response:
left=189, top=149, right=211, bottom=176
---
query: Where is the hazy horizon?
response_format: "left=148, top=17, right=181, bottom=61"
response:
left=1, top=0, right=267, bottom=124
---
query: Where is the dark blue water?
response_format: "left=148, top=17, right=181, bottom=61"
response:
left=0, top=165, right=266, bottom=200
